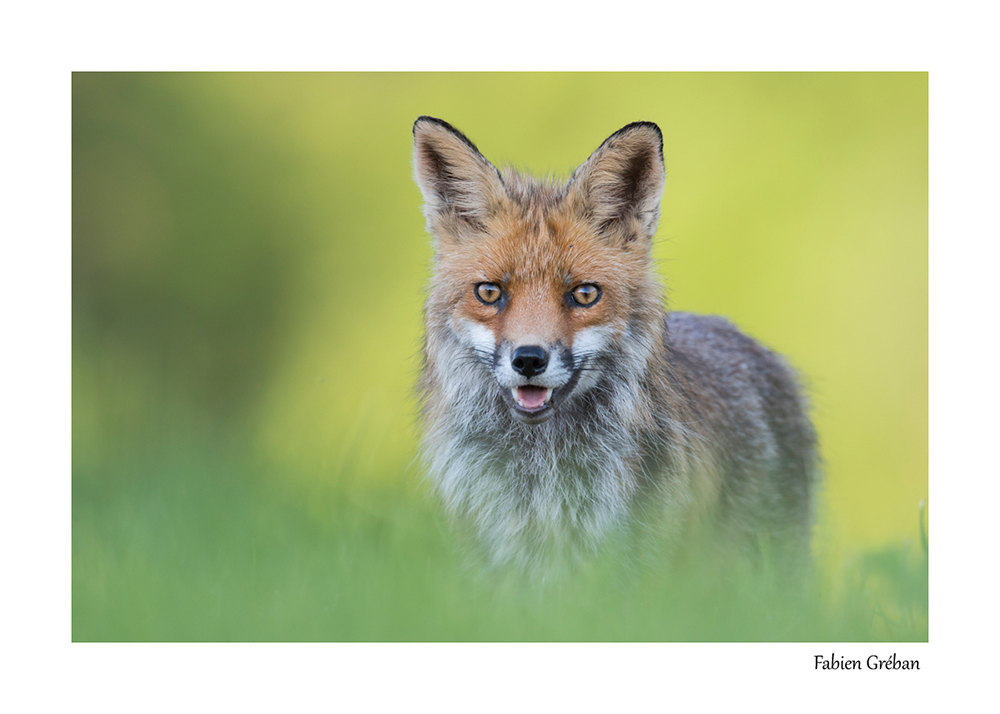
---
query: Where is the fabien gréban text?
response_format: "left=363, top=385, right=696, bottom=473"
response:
left=815, top=653, right=919, bottom=671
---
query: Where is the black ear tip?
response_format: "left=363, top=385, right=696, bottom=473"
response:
left=617, top=121, right=663, bottom=156
left=623, top=120, right=661, bottom=133
left=595, top=121, right=663, bottom=162
left=413, top=115, right=465, bottom=137
left=412, top=116, right=484, bottom=157
left=414, top=115, right=445, bottom=135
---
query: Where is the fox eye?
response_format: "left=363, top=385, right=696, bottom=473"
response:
left=571, top=284, right=601, bottom=307
left=475, top=282, right=502, bottom=305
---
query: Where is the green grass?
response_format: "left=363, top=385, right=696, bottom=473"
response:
left=72, top=429, right=927, bottom=642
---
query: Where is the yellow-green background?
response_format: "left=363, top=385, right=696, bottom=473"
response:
left=73, top=73, right=927, bottom=640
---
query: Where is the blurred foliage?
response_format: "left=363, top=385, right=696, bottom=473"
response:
left=72, top=73, right=927, bottom=640
left=72, top=438, right=927, bottom=641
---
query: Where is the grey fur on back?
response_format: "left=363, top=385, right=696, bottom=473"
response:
left=664, top=312, right=818, bottom=566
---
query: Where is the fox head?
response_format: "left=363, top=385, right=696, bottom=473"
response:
left=414, top=117, right=667, bottom=425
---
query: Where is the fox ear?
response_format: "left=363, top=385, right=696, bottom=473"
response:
left=413, top=116, right=505, bottom=237
left=568, top=122, right=665, bottom=245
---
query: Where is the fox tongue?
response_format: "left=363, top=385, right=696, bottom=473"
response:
left=516, top=386, right=549, bottom=410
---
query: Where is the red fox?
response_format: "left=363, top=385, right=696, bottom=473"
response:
left=412, top=116, right=818, bottom=574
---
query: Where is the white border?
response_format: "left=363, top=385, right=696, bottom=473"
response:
left=4, top=0, right=996, bottom=710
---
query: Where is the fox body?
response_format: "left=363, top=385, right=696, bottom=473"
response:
left=413, top=117, right=818, bottom=573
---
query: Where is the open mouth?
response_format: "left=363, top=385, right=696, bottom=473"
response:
left=510, top=386, right=553, bottom=412
left=503, top=366, right=584, bottom=423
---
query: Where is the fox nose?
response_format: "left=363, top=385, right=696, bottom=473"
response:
left=511, top=345, right=549, bottom=378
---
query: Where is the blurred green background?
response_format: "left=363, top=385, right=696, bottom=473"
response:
left=72, top=73, right=927, bottom=640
